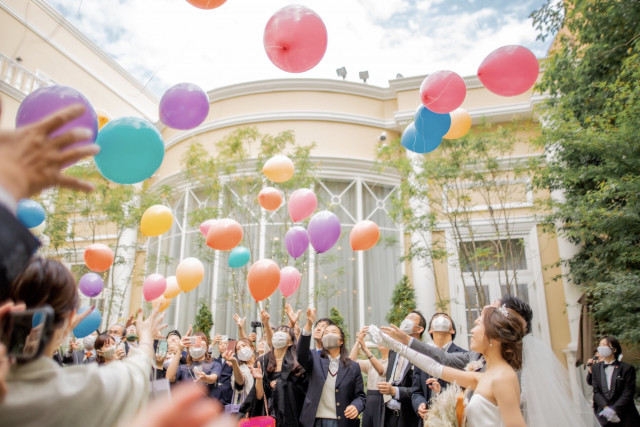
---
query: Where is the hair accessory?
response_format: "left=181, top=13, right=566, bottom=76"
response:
left=497, top=304, right=509, bottom=317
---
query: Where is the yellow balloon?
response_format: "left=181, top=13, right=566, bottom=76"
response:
left=176, top=257, right=205, bottom=292
left=96, top=109, right=112, bottom=130
left=262, top=155, right=295, bottom=183
left=29, top=221, right=46, bottom=237
left=152, top=295, right=171, bottom=312
left=443, top=108, right=472, bottom=139
left=140, top=205, right=173, bottom=237
left=163, top=276, right=181, bottom=299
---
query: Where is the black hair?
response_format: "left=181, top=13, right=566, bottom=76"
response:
left=428, top=312, right=457, bottom=340
left=600, top=336, right=623, bottom=361
left=315, top=318, right=335, bottom=328
left=500, top=294, right=533, bottom=334
left=266, top=326, right=305, bottom=376
left=409, top=310, right=427, bottom=338
left=166, top=329, right=182, bottom=339
left=320, top=324, right=351, bottom=367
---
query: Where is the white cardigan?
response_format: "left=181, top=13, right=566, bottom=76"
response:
left=0, top=347, right=151, bottom=427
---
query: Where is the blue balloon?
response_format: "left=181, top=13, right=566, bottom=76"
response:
left=73, top=307, right=102, bottom=338
left=228, top=246, right=251, bottom=268
left=17, top=199, right=45, bottom=228
left=401, top=123, right=443, bottom=154
left=94, top=117, right=165, bottom=184
left=414, top=105, right=451, bottom=140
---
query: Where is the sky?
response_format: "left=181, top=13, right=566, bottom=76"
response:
left=46, top=0, right=553, bottom=96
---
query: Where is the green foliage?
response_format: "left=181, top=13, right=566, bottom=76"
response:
left=385, top=275, right=416, bottom=326
left=329, top=306, right=349, bottom=344
left=532, top=0, right=640, bottom=346
left=194, top=299, right=214, bottom=337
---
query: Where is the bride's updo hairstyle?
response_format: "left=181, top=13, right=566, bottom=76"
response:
left=483, top=305, right=527, bottom=370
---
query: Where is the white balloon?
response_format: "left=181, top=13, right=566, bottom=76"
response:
left=29, top=221, right=46, bottom=236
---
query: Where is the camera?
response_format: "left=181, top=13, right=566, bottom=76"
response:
left=378, top=131, right=387, bottom=142
left=251, top=321, right=263, bottom=333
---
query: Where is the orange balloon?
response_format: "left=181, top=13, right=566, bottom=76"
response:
left=206, top=218, right=243, bottom=251
left=258, top=187, right=283, bottom=211
left=350, top=220, right=380, bottom=251
left=262, top=155, right=295, bottom=183
left=176, top=257, right=205, bottom=292
left=186, top=0, right=226, bottom=9
left=84, top=243, right=114, bottom=272
left=247, top=259, right=281, bottom=302
left=163, top=276, right=181, bottom=299
left=152, top=295, right=171, bottom=312
left=443, top=108, right=472, bottom=139
left=96, top=110, right=111, bottom=130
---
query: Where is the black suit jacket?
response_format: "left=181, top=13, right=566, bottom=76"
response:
left=0, top=204, right=38, bottom=299
left=210, top=355, right=234, bottom=404
left=591, top=360, right=640, bottom=427
left=62, top=350, right=96, bottom=365
left=297, top=333, right=366, bottom=427
left=385, top=349, right=420, bottom=427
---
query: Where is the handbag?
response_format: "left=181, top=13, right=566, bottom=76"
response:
left=238, top=386, right=275, bottom=427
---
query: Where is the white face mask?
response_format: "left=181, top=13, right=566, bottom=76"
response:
left=431, top=316, right=451, bottom=332
left=400, top=319, right=416, bottom=335
left=101, top=347, right=116, bottom=360
left=113, top=336, right=122, bottom=345
left=272, top=331, right=289, bottom=349
left=597, top=345, right=613, bottom=358
left=321, top=333, right=340, bottom=350
left=83, top=335, right=97, bottom=350
left=237, top=347, right=254, bottom=362
left=189, top=347, right=206, bottom=360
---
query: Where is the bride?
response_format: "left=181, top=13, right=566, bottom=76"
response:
left=371, top=304, right=527, bottom=427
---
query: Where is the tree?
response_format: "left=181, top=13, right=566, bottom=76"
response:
left=329, top=306, right=349, bottom=344
left=532, top=0, right=640, bottom=346
left=194, top=299, right=214, bottom=338
left=385, top=275, right=416, bottom=326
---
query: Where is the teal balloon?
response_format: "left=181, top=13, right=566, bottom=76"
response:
left=228, top=246, right=251, bottom=268
left=414, top=105, right=451, bottom=139
left=73, top=307, right=101, bottom=338
left=401, top=123, right=442, bottom=154
left=94, top=117, right=165, bottom=184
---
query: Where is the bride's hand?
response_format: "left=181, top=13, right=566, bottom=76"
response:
left=380, top=325, right=411, bottom=345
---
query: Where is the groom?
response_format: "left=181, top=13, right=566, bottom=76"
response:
left=381, top=295, right=533, bottom=371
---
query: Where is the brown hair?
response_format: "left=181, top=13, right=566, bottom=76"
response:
left=186, top=331, right=211, bottom=365
left=11, top=257, right=78, bottom=327
left=483, top=306, right=526, bottom=370
left=95, top=333, right=115, bottom=365
left=266, top=326, right=305, bottom=377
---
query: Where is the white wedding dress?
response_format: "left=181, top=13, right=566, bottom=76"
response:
left=464, top=394, right=505, bottom=427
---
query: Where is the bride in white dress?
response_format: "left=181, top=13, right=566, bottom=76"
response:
left=371, top=304, right=527, bottom=427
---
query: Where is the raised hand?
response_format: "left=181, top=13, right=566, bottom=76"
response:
left=285, top=304, right=301, bottom=326
left=370, top=325, right=405, bottom=353
left=222, top=349, right=235, bottom=362
left=305, top=307, right=316, bottom=330
left=250, top=361, right=263, bottom=380
left=260, top=310, right=270, bottom=325
left=380, top=324, right=411, bottom=345
left=233, top=314, right=246, bottom=328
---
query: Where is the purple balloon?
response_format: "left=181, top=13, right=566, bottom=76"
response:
left=79, top=272, right=104, bottom=298
left=16, top=86, right=98, bottom=155
left=308, top=210, right=341, bottom=254
left=159, top=83, right=210, bottom=130
left=285, top=226, right=310, bottom=259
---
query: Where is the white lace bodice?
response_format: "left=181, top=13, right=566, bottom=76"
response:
left=464, top=394, right=505, bottom=427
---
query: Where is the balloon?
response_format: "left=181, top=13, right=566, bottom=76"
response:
left=159, top=83, right=210, bottom=130
left=163, top=276, right=181, bottom=299
left=228, top=246, right=251, bottom=268
left=17, top=199, right=45, bottom=228
left=247, top=259, right=280, bottom=302
left=262, top=155, right=294, bottom=183
left=29, top=221, right=46, bottom=237
left=152, top=295, right=171, bottom=312
left=94, top=117, right=165, bottom=185
left=350, top=220, right=380, bottom=251
left=420, top=70, right=466, bottom=114
left=279, top=266, right=301, bottom=297
left=258, top=187, right=283, bottom=211
left=199, top=219, right=217, bottom=237
left=96, top=109, right=111, bottom=130
left=414, top=105, right=452, bottom=140
left=73, top=307, right=102, bottom=338
left=140, top=205, right=173, bottom=237
left=285, top=226, right=310, bottom=259
left=443, top=108, right=472, bottom=139
left=308, top=211, right=341, bottom=254
left=78, top=272, right=104, bottom=297
left=288, top=188, right=317, bottom=222
left=176, top=258, right=205, bottom=292
left=143, top=273, right=167, bottom=302
left=477, top=45, right=539, bottom=96
left=16, top=85, right=98, bottom=158
left=206, top=218, right=243, bottom=251
left=186, top=0, right=226, bottom=9
left=84, top=244, right=114, bottom=272
left=401, top=122, right=441, bottom=154
left=263, top=5, right=328, bottom=73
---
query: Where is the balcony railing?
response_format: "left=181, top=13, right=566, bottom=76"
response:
left=0, top=52, right=50, bottom=96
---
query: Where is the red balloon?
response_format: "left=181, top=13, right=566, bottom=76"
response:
left=263, top=5, right=328, bottom=73
left=185, top=0, right=226, bottom=9
left=477, top=45, right=539, bottom=97
left=420, top=70, right=466, bottom=114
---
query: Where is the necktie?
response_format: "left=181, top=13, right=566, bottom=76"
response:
left=85, top=352, right=93, bottom=358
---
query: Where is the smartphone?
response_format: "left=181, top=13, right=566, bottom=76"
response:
left=156, top=339, right=168, bottom=358
left=0, top=305, right=54, bottom=363
left=183, top=336, right=196, bottom=347
left=227, top=339, right=236, bottom=353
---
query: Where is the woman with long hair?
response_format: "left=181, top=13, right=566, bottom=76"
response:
left=222, top=338, right=257, bottom=413
left=166, top=331, right=222, bottom=396
left=242, top=325, right=307, bottom=426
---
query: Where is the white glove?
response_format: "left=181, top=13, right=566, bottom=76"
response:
left=599, top=407, right=619, bottom=422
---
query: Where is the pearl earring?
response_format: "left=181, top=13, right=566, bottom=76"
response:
left=489, top=339, right=492, bottom=347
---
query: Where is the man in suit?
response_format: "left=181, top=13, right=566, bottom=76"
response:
left=379, top=310, right=426, bottom=427
left=63, top=330, right=99, bottom=365
left=412, top=313, right=467, bottom=422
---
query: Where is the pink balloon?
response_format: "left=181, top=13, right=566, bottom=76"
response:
left=263, top=5, right=328, bottom=73
left=199, top=219, right=217, bottom=237
left=420, top=70, right=466, bottom=114
left=279, top=266, right=301, bottom=298
left=288, top=189, right=317, bottom=222
left=477, top=45, right=539, bottom=96
left=143, top=273, right=167, bottom=302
